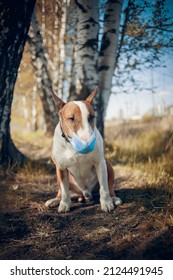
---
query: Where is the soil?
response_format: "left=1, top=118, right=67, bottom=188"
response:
left=0, top=146, right=172, bottom=260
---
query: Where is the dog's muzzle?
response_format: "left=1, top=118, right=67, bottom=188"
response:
left=68, top=130, right=96, bottom=154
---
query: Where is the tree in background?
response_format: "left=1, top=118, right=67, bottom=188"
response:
left=68, top=0, right=122, bottom=136
left=97, top=0, right=122, bottom=135
left=5, top=0, right=173, bottom=162
left=14, top=0, right=122, bottom=137
left=69, top=0, right=99, bottom=101
left=114, top=0, right=173, bottom=94
left=0, top=0, right=36, bottom=166
left=27, top=0, right=172, bottom=136
left=28, top=8, right=58, bottom=135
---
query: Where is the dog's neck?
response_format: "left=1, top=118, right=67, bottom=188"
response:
left=60, top=123, right=70, bottom=143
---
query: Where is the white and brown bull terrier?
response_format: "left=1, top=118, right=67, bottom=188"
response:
left=45, top=87, right=122, bottom=213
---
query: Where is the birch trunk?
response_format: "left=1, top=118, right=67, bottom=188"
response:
left=69, top=0, right=99, bottom=100
left=28, top=9, right=58, bottom=135
left=0, top=0, right=35, bottom=166
left=41, top=0, right=46, bottom=46
left=31, top=84, right=38, bottom=131
left=58, top=0, right=67, bottom=98
left=97, top=0, right=123, bottom=136
left=52, top=0, right=61, bottom=95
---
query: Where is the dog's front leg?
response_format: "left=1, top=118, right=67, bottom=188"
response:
left=95, top=159, right=114, bottom=212
left=45, top=165, right=70, bottom=212
left=57, top=168, right=71, bottom=213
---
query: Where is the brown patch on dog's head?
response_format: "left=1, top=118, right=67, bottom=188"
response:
left=52, top=87, right=98, bottom=139
left=59, top=102, right=82, bottom=138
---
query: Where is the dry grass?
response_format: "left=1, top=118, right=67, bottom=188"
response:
left=0, top=116, right=173, bottom=260
left=105, top=117, right=173, bottom=203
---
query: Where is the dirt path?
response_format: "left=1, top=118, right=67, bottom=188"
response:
left=0, top=149, right=172, bottom=260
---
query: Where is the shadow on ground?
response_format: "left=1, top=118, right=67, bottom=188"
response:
left=0, top=160, right=172, bottom=260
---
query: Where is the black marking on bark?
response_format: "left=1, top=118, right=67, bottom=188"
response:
left=100, top=34, right=110, bottom=55
left=95, top=64, right=98, bottom=72
left=107, top=8, right=114, bottom=12
left=85, top=17, right=99, bottom=26
left=80, top=18, right=99, bottom=30
left=104, top=14, right=110, bottom=21
left=75, top=0, right=87, bottom=13
left=108, top=0, right=121, bottom=4
left=98, top=65, right=109, bottom=72
left=79, top=38, right=98, bottom=51
left=82, top=54, right=95, bottom=59
left=83, top=24, right=90, bottom=30
left=108, top=28, right=116, bottom=34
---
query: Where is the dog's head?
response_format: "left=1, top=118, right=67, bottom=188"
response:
left=52, top=87, right=98, bottom=142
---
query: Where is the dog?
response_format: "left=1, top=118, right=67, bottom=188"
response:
left=45, top=87, right=122, bottom=212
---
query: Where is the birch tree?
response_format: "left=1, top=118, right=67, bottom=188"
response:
left=97, top=0, right=122, bottom=135
left=0, top=0, right=36, bottom=165
left=52, top=0, right=61, bottom=95
left=28, top=8, right=58, bottom=135
left=57, top=0, right=67, bottom=98
left=69, top=0, right=122, bottom=136
left=69, top=0, right=99, bottom=100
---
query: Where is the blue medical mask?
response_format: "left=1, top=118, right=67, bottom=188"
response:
left=68, top=130, right=96, bottom=154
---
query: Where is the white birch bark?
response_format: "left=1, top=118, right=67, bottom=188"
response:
left=97, top=0, right=123, bottom=135
left=58, top=0, right=67, bottom=98
left=28, top=8, right=58, bottom=135
left=52, top=0, right=60, bottom=95
left=41, top=0, right=46, bottom=46
left=66, top=0, right=77, bottom=99
left=70, top=0, right=99, bottom=100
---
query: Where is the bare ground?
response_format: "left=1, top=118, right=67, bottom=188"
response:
left=0, top=141, right=172, bottom=260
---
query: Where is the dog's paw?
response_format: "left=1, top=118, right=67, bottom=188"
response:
left=100, top=199, right=114, bottom=212
left=78, top=196, right=85, bottom=202
left=58, top=201, right=70, bottom=213
left=83, top=190, right=93, bottom=201
left=45, top=197, right=60, bottom=208
left=112, top=196, right=122, bottom=206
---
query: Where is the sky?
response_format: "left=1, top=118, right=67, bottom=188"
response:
left=105, top=0, right=173, bottom=120
left=106, top=56, right=173, bottom=120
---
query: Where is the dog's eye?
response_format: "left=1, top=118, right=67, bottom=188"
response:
left=69, top=116, right=75, bottom=122
left=88, top=115, right=95, bottom=122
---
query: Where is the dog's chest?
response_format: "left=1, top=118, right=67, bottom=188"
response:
left=68, top=157, right=97, bottom=186
left=55, top=145, right=97, bottom=188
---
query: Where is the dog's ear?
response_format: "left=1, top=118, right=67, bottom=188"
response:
left=86, top=86, right=98, bottom=104
left=52, top=91, right=65, bottom=112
